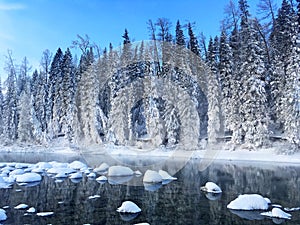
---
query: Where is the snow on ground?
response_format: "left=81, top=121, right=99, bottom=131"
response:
left=0, top=141, right=300, bottom=165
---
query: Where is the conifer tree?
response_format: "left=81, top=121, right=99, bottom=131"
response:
left=47, top=48, right=63, bottom=137
left=187, top=23, right=200, bottom=56
left=3, top=51, right=18, bottom=141
left=0, top=79, right=4, bottom=137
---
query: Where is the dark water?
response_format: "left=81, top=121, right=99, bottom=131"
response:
left=1, top=152, right=300, bottom=225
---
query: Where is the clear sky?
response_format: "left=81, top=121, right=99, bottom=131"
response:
left=0, top=0, right=282, bottom=78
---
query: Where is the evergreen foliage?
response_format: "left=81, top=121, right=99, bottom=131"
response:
left=0, top=2, right=299, bottom=151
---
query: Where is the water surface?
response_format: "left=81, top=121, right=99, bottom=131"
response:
left=0, top=152, right=300, bottom=224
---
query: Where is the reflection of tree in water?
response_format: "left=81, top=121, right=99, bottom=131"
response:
left=1, top=161, right=300, bottom=224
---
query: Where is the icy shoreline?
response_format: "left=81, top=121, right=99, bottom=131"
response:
left=0, top=142, right=299, bottom=165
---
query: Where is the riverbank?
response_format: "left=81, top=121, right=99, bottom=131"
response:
left=0, top=141, right=299, bottom=165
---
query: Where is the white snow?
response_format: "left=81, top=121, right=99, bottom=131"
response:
left=55, top=172, right=68, bottom=178
left=47, top=167, right=75, bottom=175
left=158, top=170, right=177, bottom=180
left=68, top=160, right=87, bottom=170
left=94, top=163, right=109, bottom=173
left=143, top=170, right=162, bottom=183
left=14, top=203, right=29, bottom=209
left=0, top=209, right=7, bottom=221
left=96, top=175, right=108, bottom=182
left=108, top=166, right=134, bottom=176
left=88, top=195, right=100, bottom=199
left=37, top=211, right=54, bottom=217
left=116, top=201, right=141, bottom=213
left=69, top=172, right=83, bottom=179
left=261, top=207, right=292, bottom=219
left=9, top=169, right=25, bottom=176
left=134, top=223, right=150, bottom=225
left=16, top=173, right=42, bottom=183
left=87, top=172, right=96, bottom=178
left=26, top=207, right=36, bottom=213
left=227, top=194, right=270, bottom=210
left=201, top=182, right=222, bottom=193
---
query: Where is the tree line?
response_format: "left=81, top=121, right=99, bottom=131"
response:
left=0, top=0, right=299, bottom=151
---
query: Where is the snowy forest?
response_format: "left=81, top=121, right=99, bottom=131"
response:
left=0, top=0, right=299, bottom=152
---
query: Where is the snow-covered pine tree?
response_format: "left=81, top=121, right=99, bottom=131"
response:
left=60, top=48, right=76, bottom=142
left=0, top=79, right=4, bottom=137
left=17, top=83, right=34, bottom=143
left=206, top=37, right=221, bottom=144
left=238, top=0, right=270, bottom=147
left=270, top=0, right=296, bottom=131
left=283, top=36, right=300, bottom=150
left=78, top=62, right=101, bottom=144
left=3, top=51, right=18, bottom=142
left=219, top=30, right=234, bottom=133
left=47, top=48, right=63, bottom=138
left=31, top=70, right=46, bottom=138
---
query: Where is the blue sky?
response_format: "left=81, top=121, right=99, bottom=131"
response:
left=0, top=0, right=282, bottom=78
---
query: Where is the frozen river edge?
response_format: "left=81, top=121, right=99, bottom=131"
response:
left=0, top=142, right=299, bottom=165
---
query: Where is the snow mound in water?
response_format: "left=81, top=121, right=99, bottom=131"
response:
left=143, top=170, right=162, bottom=183
left=68, top=161, right=87, bottom=170
left=201, top=182, right=222, bottom=193
left=227, top=194, right=270, bottom=210
left=94, top=163, right=109, bottom=173
left=14, top=203, right=28, bottom=209
left=69, top=172, right=83, bottom=179
left=0, top=209, right=7, bottom=221
left=158, top=170, right=177, bottom=180
left=108, top=166, right=134, bottom=176
left=116, top=201, right=141, bottom=213
left=47, top=167, right=75, bottom=175
left=16, top=173, right=42, bottom=183
left=261, top=208, right=292, bottom=219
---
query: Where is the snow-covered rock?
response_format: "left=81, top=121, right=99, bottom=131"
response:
left=14, top=203, right=29, bottom=209
left=88, top=195, right=100, bottom=199
left=69, top=172, right=83, bottom=179
left=134, top=170, right=142, bottom=176
left=35, top=162, right=53, bottom=170
left=0, top=209, right=7, bottom=221
left=27, top=207, right=36, bottom=213
left=227, top=194, right=270, bottom=210
left=143, top=170, right=162, bottom=183
left=96, top=175, right=108, bottom=182
left=94, top=163, right=109, bottom=173
left=54, top=172, right=68, bottom=178
left=9, top=169, right=25, bottom=176
left=47, top=167, right=75, bottom=175
left=116, top=201, right=141, bottom=213
left=16, top=173, right=42, bottom=183
left=31, top=167, right=45, bottom=173
left=87, top=172, right=96, bottom=178
left=108, top=166, right=134, bottom=177
left=200, top=182, right=222, bottom=193
left=158, top=170, right=177, bottom=180
left=15, top=163, right=31, bottom=169
left=261, top=208, right=292, bottom=219
left=49, top=161, right=68, bottom=168
left=68, top=161, right=87, bottom=170
left=37, top=211, right=54, bottom=217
